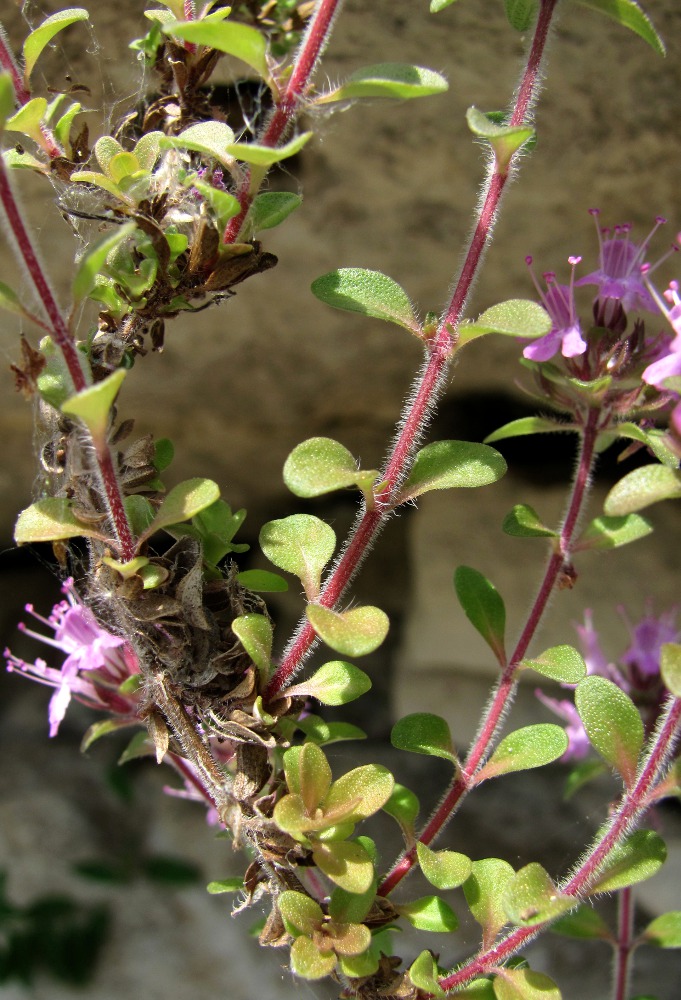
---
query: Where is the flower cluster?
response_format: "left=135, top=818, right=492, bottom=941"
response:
left=537, top=605, right=679, bottom=760
left=5, top=579, right=141, bottom=737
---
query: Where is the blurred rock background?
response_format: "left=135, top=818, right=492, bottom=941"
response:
left=0, top=1, right=680, bottom=996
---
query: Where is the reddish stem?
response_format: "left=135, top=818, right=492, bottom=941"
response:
left=223, top=0, right=342, bottom=243
left=267, top=0, right=560, bottom=701
left=0, top=156, right=85, bottom=391
left=95, top=445, right=137, bottom=562
left=0, top=25, right=29, bottom=104
left=378, top=407, right=599, bottom=896
left=613, top=887, right=634, bottom=1000
left=438, top=695, right=681, bottom=992
left=182, top=0, right=197, bottom=54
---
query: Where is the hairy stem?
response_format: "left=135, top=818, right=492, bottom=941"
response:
left=378, top=405, right=599, bottom=896
left=613, top=887, right=635, bottom=1000
left=223, top=0, right=343, bottom=242
left=0, top=156, right=85, bottom=391
left=267, top=0, right=561, bottom=700
left=438, top=694, right=681, bottom=992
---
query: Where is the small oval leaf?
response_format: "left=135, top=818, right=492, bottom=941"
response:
left=604, top=465, right=681, bottom=515
left=661, top=643, right=681, bottom=698
left=23, top=9, right=89, bottom=83
left=577, top=513, right=654, bottom=551
left=285, top=660, right=371, bottom=706
left=316, top=63, right=449, bottom=104
left=520, top=645, right=587, bottom=684
left=311, top=268, right=421, bottom=335
left=502, top=504, right=557, bottom=538
left=72, top=221, right=137, bottom=303
left=397, top=895, right=458, bottom=933
left=391, top=713, right=457, bottom=763
left=417, top=842, right=472, bottom=890
left=502, top=863, right=573, bottom=926
left=165, top=20, right=269, bottom=80
left=232, top=613, right=273, bottom=678
left=475, top=724, right=568, bottom=783
left=643, top=911, right=681, bottom=948
left=464, top=858, right=515, bottom=938
left=249, top=191, right=302, bottom=233
left=589, top=829, right=667, bottom=895
left=259, top=514, right=335, bottom=599
left=306, top=605, right=389, bottom=657
left=14, top=498, right=107, bottom=544
left=284, top=437, right=360, bottom=498
left=454, top=565, right=506, bottom=664
left=575, top=676, right=644, bottom=786
left=140, top=478, right=221, bottom=541
left=398, top=441, right=507, bottom=504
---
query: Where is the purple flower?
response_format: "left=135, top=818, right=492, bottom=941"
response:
left=5, top=580, right=140, bottom=736
left=642, top=279, right=681, bottom=390
left=619, top=605, right=679, bottom=682
left=574, top=609, right=626, bottom=688
left=523, top=256, right=587, bottom=361
left=576, top=210, right=668, bottom=318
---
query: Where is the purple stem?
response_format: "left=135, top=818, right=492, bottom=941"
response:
left=613, top=887, right=635, bottom=1000
left=223, top=0, right=342, bottom=242
left=437, top=694, right=681, bottom=992
left=378, top=406, right=598, bottom=896
left=267, top=0, right=560, bottom=700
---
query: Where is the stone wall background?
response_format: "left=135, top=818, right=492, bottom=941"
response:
left=0, top=1, right=680, bottom=997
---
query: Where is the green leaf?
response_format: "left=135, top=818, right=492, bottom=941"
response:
left=604, top=465, right=681, bottom=515
left=615, top=422, right=679, bottom=468
left=259, top=514, right=335, bottom=599
left=397, top=895, right=458, bottom=933
left=324, top=764, right=394, bottom=823
left=383, top=783, right=420, bottom=838
left=430, top=0, right=462, bottom=10
left=6, top=97, right=48, bottom=146
left=285, top=660, right=371, bottom=706
left=576, top=513, right=654, bottom=551
left=550, top=904, right=612, bottom=940
left=283, top=742, right=332, bottom=813
left=409, top=950, right=445, bottom=998
left=232, top=614, right=272, bottom=677
left=72, top=221, right=137, bottom=304
left=485, top=416, right=569, bottom=444
left=391, top=712, right=457, bottom=764
left=14, top=497, right=107, bottom=544
left=660, top=643, right=681, bottom=698
left=70, top=170, right=129, bottom=203
left=306, top=604, right=389, bottom=657
left=502, top=504, right=557, bottom=538
left=311, top=268, right=421, bottom=336
left=574, top=0, right=665, bottom=55
left=80, top=718, right=137, bottom=752
left=188, top=178, right=240, bottom=228
left=589, top=829, right=667, bottom=894
left=316, top=63, right=449, bottom=104
left=226, top=133, right=311, bottom=166
left=290, top=935, right=337, bottom=979
left=504, top=0, right=538, bottom=31
left=139, top=478, right=221, bottom=542
left=563, top=759, right=608, bottom=799
left=3, top=146, right=48, bottom=173
left=502, top=863, right=573, bottom=926
left=165, top=20, right=270, bottom=80
left=312, top=839, right=374, bottom=894
left=458, top=300, right=550, bottom=346
left=278, top=890, right=324, bottom=936
left=295, top=716, right=367, bottom=746
left=454, top=565, right=506, bottom=664
left=284, top=437, right=367, bottom=498
left=54, top=101, right=82, bottom=152
left=520, top=645, right=587, bottom=684
left=466, top=107, right=535, bottom=171
left=475, top=724, right=568, bottom=783
left=0, top=280, right=45, bottom=327
left=397, top=441, right=507, bottom=504
left=0, top=74, right=14, bottom=132
left=23, top=9, right=89, bottom=84
left=453, top=981, right=497, bottom=1000
left=464, top=858, right=516, bottom=938
left=248, top=192, right=302, bottom=233
left=207, top=878, right=244, bottom=894
left=417, top=843, right=472, bottom=890
left=236, top=569, right=288, bottom=592
left=162, top=121, right=236, bottom=166
left=575, top=676, right=644, bottom=786
left=642, top=911, right=681, bottom=948
left=493, top=967, right=561, bottom=1000
left=60, top=367, right=128, bottom=444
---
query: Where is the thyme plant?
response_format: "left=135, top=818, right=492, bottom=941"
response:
left=2, top=1, right=681, bottom=997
